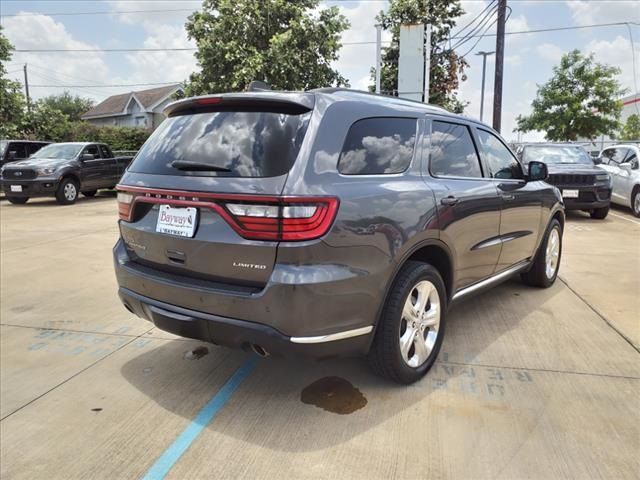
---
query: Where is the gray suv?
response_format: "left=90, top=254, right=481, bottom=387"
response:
left=114, top=89, right=564, bottom=384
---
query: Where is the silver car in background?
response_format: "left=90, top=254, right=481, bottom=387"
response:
left=598, top=144, right=640, bottom=217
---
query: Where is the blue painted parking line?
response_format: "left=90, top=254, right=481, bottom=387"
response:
left=142, top=356, right=259, bottom=480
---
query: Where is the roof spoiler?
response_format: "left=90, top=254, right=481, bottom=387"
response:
left=164, top=92, right=315, bottom=117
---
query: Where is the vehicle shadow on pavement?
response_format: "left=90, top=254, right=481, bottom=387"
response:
left=120, top=279, right=564, bottom=452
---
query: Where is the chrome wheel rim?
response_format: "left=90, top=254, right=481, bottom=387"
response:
left=64, top=183, right=76, bottom=201
left=634, top=194, right=640, bottom=215
left=399, top=280, right=440, bottom=368
left=545, top=227, right=560, bottom=279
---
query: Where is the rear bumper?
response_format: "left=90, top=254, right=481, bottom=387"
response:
left=119, top=287, right=372, bottom=359
left=113, top=239, right=382, bottom=358
left=559, top=186, right=611, bottom=210
left=0, top=178, right=59, bottom=197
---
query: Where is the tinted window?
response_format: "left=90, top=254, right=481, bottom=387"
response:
left=430, top=121, right=482, bottom=178
left=477, top=129, right=523, bottom=179
left=84, top=145, right=100, bottom=157
left=99, top=145, right=112, bottom=158
left=7, top=143, right=27, bottom=160
left=129, top=110, right=310, bottom=177
left=602, top=148, right=629, bottom=166
left=27, top=143, right=47, bottom=155
left=338, top=118, right=416, bottom=175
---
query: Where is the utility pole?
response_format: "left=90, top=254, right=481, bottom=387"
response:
left=424, top=24, right=431, bottom=103
left=492, top=0, right=507, bottom=132
left=375, top=24, right=382, bottom=94
left=23, top=63, right=31, bottom=114
left=476, top=51, right=494, bottom=122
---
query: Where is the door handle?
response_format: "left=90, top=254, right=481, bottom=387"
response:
left=441, top=196, right=458, bottom=206
left=501, top=193, right=515, bottom=201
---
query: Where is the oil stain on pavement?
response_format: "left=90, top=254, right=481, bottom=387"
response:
left=301, top=376, right=367, bottom=414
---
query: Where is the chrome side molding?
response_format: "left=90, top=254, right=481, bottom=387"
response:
left=452, top=260, right=530, bottom=302
left=290, top=326, right=373, bottom=344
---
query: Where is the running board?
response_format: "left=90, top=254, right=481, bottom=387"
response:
left=451, top=261, right=530, bottom=302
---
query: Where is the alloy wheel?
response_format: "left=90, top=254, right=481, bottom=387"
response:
left=399, top=280, right=441, bottom=368
left=545, top=227, right=560, bottom=279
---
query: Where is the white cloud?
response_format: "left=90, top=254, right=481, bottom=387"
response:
left=586, top=35, right=640, bottom=94
left=536, top=43, right=565, bottom=62
left=107, top=1, right=198, bottom=86
left=2, top=13, right=110, bottom=101
left=566, top=0, right=640, bottom=26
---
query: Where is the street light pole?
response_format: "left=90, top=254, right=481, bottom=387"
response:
left=476, top=51, right=494, bottom=122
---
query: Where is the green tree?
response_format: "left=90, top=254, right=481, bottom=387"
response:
left=0, top=26, right=27, bottom=138
left=373, top=0, right=468, bottom=112
left=619, top=114, right=640, bottom=141
left=39, top=91, right=94, bottom=122
left=20, top=102, right=71, bottom=141
left=516, top=50, right=625, bottom=141
left=184, top=0, right=350, bottom=95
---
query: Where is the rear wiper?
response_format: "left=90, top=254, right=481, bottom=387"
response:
left=170, top=160, right=232, bottom=172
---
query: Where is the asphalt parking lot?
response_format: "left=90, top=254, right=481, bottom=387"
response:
left=1, top=193, right=638, bottom=479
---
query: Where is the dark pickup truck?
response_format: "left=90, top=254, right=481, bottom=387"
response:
left=0, top=142, right=133, bottom=205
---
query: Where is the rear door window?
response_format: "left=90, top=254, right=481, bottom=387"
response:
left=429, top=121, right=483, bottom=178
left=338, top=117, right=417, bottom=175
left=128, top=110, right=311, bottom=177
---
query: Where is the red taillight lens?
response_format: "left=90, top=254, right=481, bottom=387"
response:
left=224, top=198, right=339, bottom=241
left=115, top=186, right=339, bottom=242
left=117, top=191, right=134, bottom=221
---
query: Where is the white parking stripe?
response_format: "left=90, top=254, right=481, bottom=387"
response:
left=609, top=212, right=640, bottom=226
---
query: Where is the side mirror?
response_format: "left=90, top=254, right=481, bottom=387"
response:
left=81, top=153, right=95, bottom=161
left=593, top=156, right=602, bottom=165
left=620, top=162, right=632, bottom=172
left=527, top=160, right=548, bottom=181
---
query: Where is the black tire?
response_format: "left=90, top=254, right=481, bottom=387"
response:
left=368, top=261, right=447, bottom=384
left=82, top=190, right=97, bottom=197
left=590, top=206, right=609, bottom=219
left=7, top=196, right=28, bottom=204
left=632, top=188, right=640, bottom=218
left=55, top=178, right=79, bottom=205
left=521, top=218, right=562, bottom=288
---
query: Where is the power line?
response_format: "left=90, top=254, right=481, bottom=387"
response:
left=0, top=0, right=388, bottom=17
left=30, top=82, right=182, bottom=88
left=449, top=3, right=498, bottom=51
left=11, top=22, right=638, bottom=53
left=1, top=7, right=200, bottom=17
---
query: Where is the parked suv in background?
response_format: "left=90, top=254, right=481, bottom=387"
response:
left=114, top=90, right=564, bottom=384
left=0, top=142, right=133, bottom=205
left=597, top=144, right=640, bottom=217
left=0, top=140, right=51, bottom=167
left=518, top=143, right=612, bottom=219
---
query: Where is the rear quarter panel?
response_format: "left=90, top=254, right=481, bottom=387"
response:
left=278, top=97, right=440, bottom=328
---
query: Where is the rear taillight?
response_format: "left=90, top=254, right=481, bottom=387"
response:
left=115, top=186, right=339, bottom=242
left=117, top=191, right=134, bottom=221
left=224, top=199, right=338, bottom=241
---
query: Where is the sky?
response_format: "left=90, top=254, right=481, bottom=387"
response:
left=1, top=0, right=639, bottom=141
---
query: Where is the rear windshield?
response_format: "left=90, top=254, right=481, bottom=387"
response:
left=128, top=110, right=311, bottom=177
